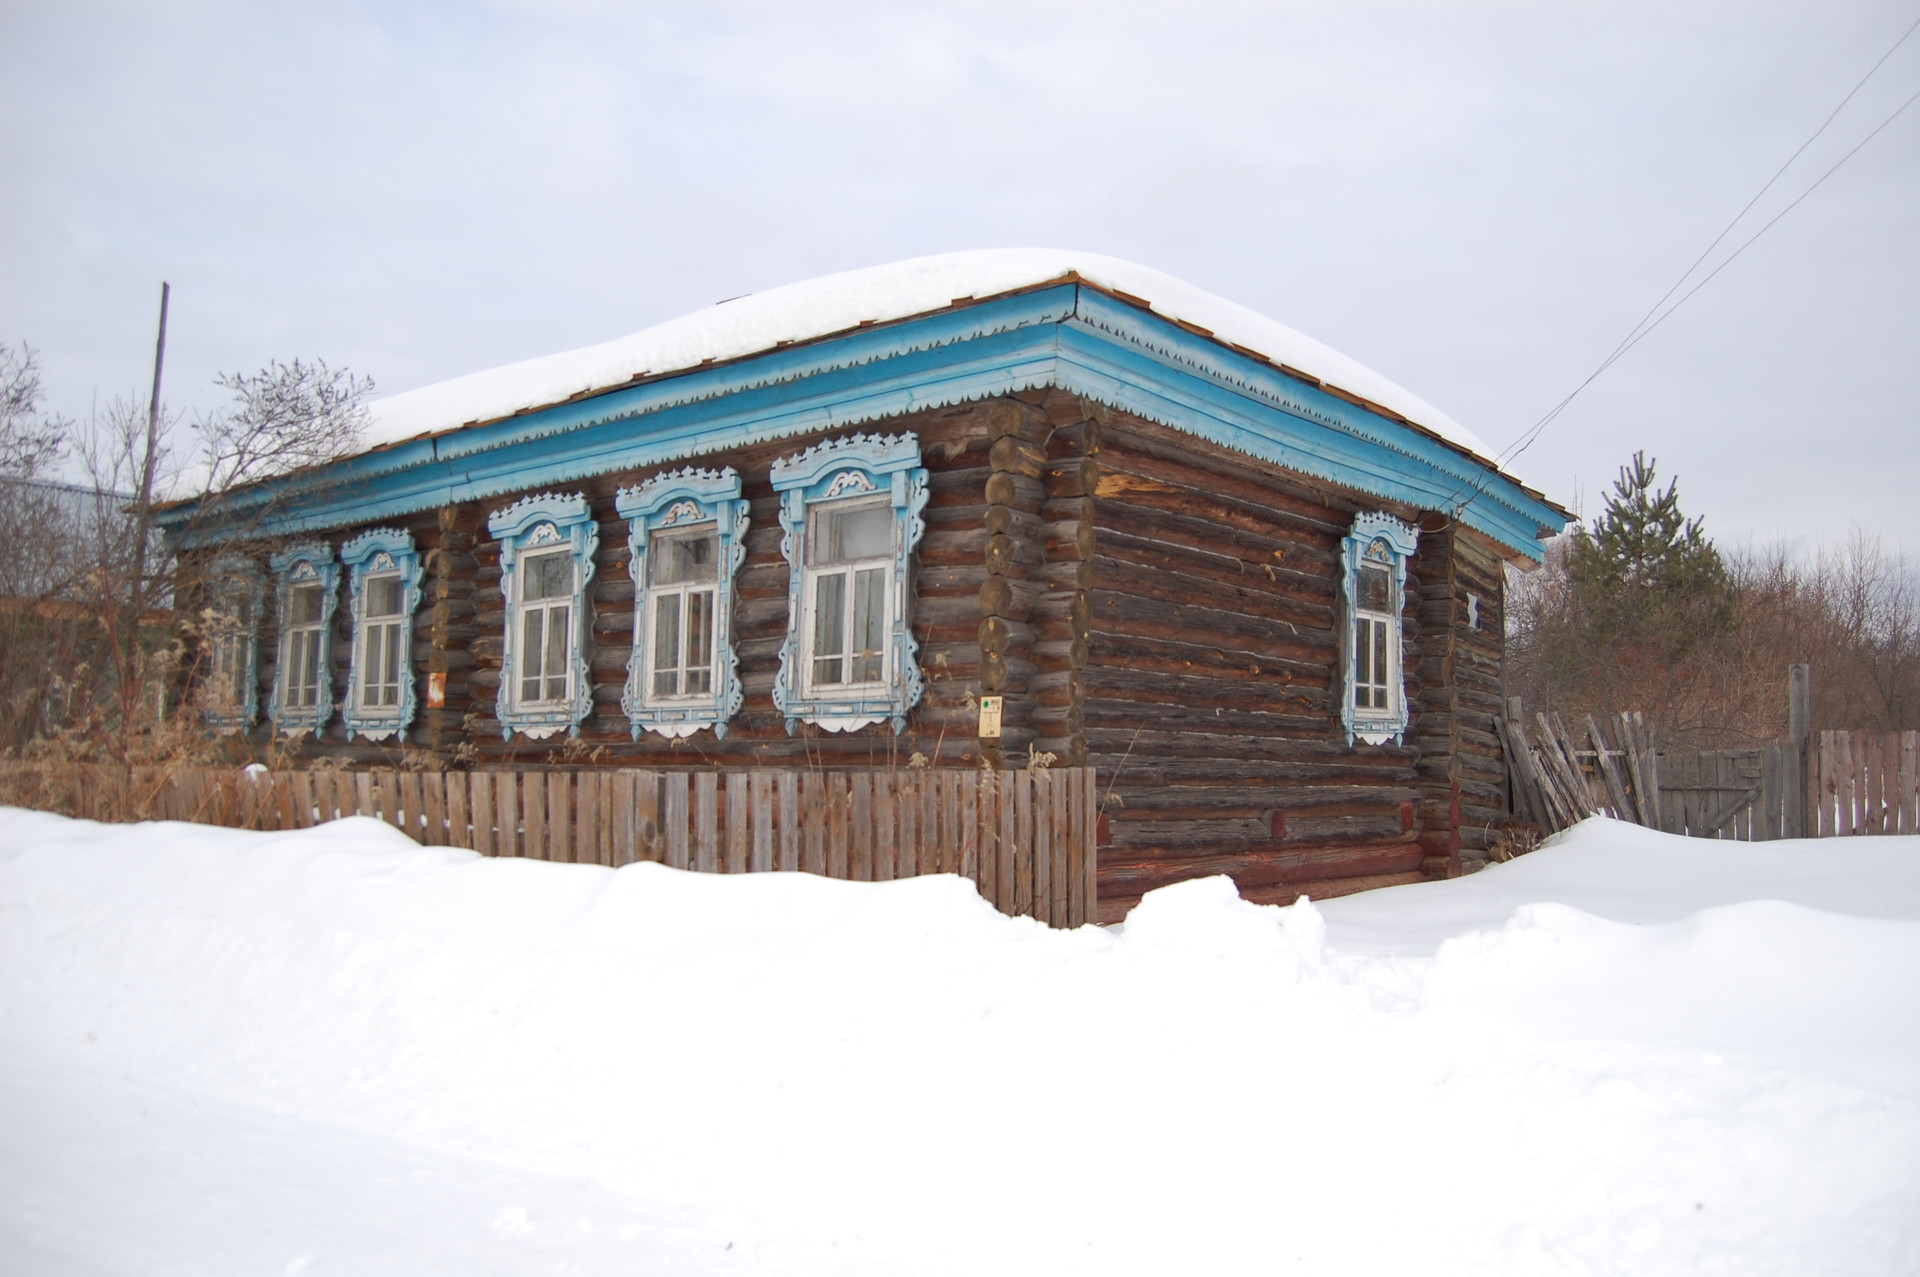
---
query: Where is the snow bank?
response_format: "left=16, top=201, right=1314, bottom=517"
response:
left=365, top=249, right=1498, bottom=467
left=3, top=809, right=1918, bottom=1275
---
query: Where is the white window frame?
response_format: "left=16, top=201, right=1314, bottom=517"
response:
left=1340, top=511, right=1419, bottom=746
left=488, top=492, right=598, bottom=740
left=341, top=528, right=424, bottom=742
left=616, top=467, right=747, bottom=740
left=800, top=495, right=896, bottom=696
left=203, top=553, right=264, bottom=733
left=267, top=542, right=339, bottom=738
left=770, top=433, right=928, bottom=734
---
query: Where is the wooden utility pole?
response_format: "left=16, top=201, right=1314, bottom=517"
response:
left=131, top=281, right=169, bottom=609
left=1788, top=663, right=1811, bottom=837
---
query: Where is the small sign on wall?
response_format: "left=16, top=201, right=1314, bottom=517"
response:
left=977, top=695, right=1003, bottom=740
left=427, top=672, right=446, bottom=708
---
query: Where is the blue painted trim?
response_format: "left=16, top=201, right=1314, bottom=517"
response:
left=204, top=553, right=265, bottom=733
left=769, top=434, right=929, bottom=733
left=1050, top=308, right=1554, bottom=557
left=614, top=467, right=747, bottom=740
left=156, top=285, right=1566, bottom=561
left=339, top=528, right=424, bottom=742
left=1338, top=512, right=1419, bottom=748
left=486, top=493, right=598, bottom=740
left=265, top=542, right=340, bottom=738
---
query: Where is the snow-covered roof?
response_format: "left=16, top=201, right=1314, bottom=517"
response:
left=367, top=250, right=1501, bottom=470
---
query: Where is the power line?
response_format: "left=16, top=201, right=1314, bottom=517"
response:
left=1500, top=80, right=1920, bottom=480
left=1575, top=10, right=1920, bottom=400
left=1495, top=12, right=1920, bottom=473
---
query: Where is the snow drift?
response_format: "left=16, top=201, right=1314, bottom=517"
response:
left=2, top=809, right=1917, bottom=1275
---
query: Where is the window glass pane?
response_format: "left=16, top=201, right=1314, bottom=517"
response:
left=363, top=625, right=386, bottom=706
left=1374, top=620, right=1389, bottom=679
left=851, top=566, right=885, bottom=682
left=303, top=630, right=323, bottom=705
left=686, top=591, right=713, bottom=666
left=812, top=502, right=892, bottom=565
left=652, top=594, right=681, bottom=697
left=1355, top=617, right=1371, bottom=689
left=543, top=603, right=570, bottom=702
left=520, top=608, right=545, bottom=702
left=290, top=583, right=323, bottom=625
left=813, top=570, right=847, bottom=685
left=686, top=590, right=714, bottom=694
left=385, top=622, right=404, bottom=703
left=230, top=641, right=248, bottom=704
left=1357, top=564, right=1391, bottom=613
left=216, top=579, right=254, bottom=627
left=814, top=571, right=846, bottom=658
left=371, top=620, right=402, bottom=707
left=650, top=532, right=717, bottom=586
left=367, top=575, right=402, bottom=617
left=523, top=551, right=571, bottom=601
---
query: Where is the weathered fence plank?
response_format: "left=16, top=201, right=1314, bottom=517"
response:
left=2, top=763, right=1098, bottom=926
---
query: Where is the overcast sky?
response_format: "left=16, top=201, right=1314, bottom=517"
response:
left=3, top=0, right=1916, bottom=550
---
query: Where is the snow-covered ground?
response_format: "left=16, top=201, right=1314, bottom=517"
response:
left=3, top=809, right=1916, bottom=1276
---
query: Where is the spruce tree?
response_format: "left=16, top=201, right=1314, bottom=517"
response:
left=1566, top=451, right=1731, bottom=658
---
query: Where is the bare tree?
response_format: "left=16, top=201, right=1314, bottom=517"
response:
left=0, top=348, right=376, bottom=764
left=1511, top=518, right=1920, bottom=745
left=196, top=358, right=371, bottom=493
left=0, top=343, right=69, bottom=480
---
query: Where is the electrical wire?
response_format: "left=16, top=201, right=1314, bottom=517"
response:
left=1438, top=11, right=1920, bottom=523
left=1559, top=10, right=1920, bottom=430
left=1500, top=75, right=1920, bottom=475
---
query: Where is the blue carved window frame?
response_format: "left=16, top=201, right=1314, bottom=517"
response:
left=266, top=543, right=340, bottom=737
left=203, top=552, right=265, bottom=734
left=340, top=528, right=424, bottom=742
left=1340, top=511, right=1419, bottom=747
left=615, top=467, right=748, bottom=741
left=488, top=492, right=598, bottom=740
left=771, top=432, right=928, bottom=735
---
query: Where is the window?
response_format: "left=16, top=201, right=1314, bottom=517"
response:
left=341, top=528, right=423, bottom=742
left=488, top=493, right=598, bottom=740
left=267, top=543, right=339, bottom=737
left=770, top=433, right=928, bottom=734
left=204, top=555, right=264, bottom=732
left=649, top=531, right=717, bottom=697
left=1353, top=561, right=1393, bottom=712
left=807, top=499, right=892, bottom=690
left=1340, top=511, right=1419, bottom=746
left=517, top=549, right=574, bottom=705
left=616, top=467, right=747, bottom=740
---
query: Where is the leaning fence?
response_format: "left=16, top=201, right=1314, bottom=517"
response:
left=1499, top=710, right=1918, bottom=841
left=0, top=764, right=1100, bottom=927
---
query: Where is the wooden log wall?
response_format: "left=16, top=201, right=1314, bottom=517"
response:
left=1032, top=392, right=1100, bottom=769
left=192, top=387, right=1521, bottom=922
left=423, top=502, right=482, bottom=754
left=1074, top=409, right=1437, bottom=922
left=1406, top=522, right=1510, bottom=876
left=977, top=398, right=1053, bottom=768
left=225, top=399, right=1044, bottom=770
left=0, top=762, right=1099, bottom=928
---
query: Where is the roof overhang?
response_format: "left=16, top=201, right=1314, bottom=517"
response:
left=156, top=283, right=1570, bottom=561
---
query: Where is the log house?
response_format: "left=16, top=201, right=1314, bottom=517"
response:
left=157, top=251, right=1568, bottom=921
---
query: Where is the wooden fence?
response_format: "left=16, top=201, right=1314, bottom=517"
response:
left=0, top=764, right=1100, bottom=927
left=1501, top=710, right=1919, bottom=841
left=1812, top=730, right=1920, bottom=837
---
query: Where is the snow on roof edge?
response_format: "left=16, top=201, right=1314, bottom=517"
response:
left=366, top=249, right=1521, bottom=482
